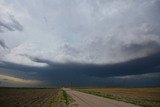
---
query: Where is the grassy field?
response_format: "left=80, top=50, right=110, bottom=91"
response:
left=0, top=88, right=59, bottom=107
left=77, top=87, right=160, bottom=107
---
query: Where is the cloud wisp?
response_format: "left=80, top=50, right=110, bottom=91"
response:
left=0, top=6, right=23, bottom=32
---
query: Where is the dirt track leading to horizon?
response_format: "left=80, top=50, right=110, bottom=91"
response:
left=65, top=88, right=139, bottom=107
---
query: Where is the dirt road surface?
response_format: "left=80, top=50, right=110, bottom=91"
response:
left=64, top=88, right=139, bottom=107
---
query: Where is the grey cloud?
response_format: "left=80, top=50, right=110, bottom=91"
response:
left=0, top=39, right=8, bottom=49
left=0, top=15, right=23, bottom=32
left=122, top=41, right=160, bottom=55
left=9, top=15, right=23, bottom=31
left=1, top=0, right=160, bottom=64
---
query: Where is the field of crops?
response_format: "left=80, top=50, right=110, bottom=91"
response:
left=0, top=88, right=59, bottom=107
left=77, top=87, right=160, bottom=107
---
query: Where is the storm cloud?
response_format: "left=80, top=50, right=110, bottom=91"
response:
left=1, top=51, right=160, bottom=87
left=0, top=0, right=160, bottom=87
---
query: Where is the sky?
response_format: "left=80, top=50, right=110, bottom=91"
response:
left=0, top=0, right=160, bottom=87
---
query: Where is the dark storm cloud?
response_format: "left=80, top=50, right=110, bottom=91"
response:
left=1, top=52, right=160, bottom=76
left=0, top=15, right=23, bottom=32
left=0, top=52, right=160, bottom=86
left=93, top=73, right=160, bottom=87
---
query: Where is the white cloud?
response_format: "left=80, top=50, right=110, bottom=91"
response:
left=4, top=43, right=48, bottom=67
left=0, top=0, right=160, bottom=66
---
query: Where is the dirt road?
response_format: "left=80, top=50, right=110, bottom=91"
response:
left=64, top=88, right=139, bottom=107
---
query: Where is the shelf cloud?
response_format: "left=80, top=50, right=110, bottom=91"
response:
left=0, top=0, right=160, bottom=87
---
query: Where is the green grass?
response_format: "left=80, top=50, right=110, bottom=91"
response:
left=62, top=90, right=69, bottom=105
left=48, top=89, right=74, bottom=107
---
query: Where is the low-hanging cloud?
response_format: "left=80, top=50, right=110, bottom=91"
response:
left=1, top=52, right=160, bottom=87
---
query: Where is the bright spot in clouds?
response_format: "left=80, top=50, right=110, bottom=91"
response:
left=0, top=74, right=42, bottom=85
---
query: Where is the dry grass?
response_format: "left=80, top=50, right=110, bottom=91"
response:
left=77, top=87, right=160, bottom=107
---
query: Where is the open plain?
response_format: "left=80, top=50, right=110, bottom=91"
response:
left=76, top=87, right=160, bottom=107
left=0, top=88, right=59, bottom=107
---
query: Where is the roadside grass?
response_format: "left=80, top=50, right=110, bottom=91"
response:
left=77, top=89, right=160, bottom=107
left=48, top=89, right=74, bottom=107
left=62, top=90, right=69, bottom=105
